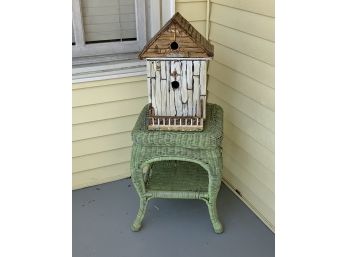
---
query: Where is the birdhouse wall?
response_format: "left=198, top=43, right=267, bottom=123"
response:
left=147, top=60, right=207, bottom=118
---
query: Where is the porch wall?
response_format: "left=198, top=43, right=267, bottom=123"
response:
left=206, top=0, right=275, bottom=229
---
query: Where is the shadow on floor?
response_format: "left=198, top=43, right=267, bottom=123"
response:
left=73, top=178, right=274, bottom=257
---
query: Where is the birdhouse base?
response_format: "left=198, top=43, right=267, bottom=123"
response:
left=147, top=115, right=204, bottom=131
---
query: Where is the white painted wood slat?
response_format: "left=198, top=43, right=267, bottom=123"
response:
left=169, top=61, right=176, bottom=116
left=192, top=75, right=200, bottom=117
left=181, top=61, right=188, bottom=116
left=187, top=61, right=193, bottom=89
left=173, top=61, right=183, bottom=116
left=155, top=65, right=162, bottom=114
left=146, top=61, right=152, bottom=103
left=166, top=61, right=172, bottom=116
left=199, top=61, right=206, bottom=96
left=160, top=79, right=167, bottom=115
left=181, top=61, right=188, bottom=103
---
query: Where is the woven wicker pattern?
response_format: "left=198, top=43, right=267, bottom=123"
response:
left=146, top=161, right=209, bottom=192
left=132, top=104, right=223, bottom=149
left=130, top=103, right=224, bottom=233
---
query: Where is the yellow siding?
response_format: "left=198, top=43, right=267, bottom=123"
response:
left=73, top=162, right=130, bottom=190
left=176, top=1, right=206, bottom=21
left=210, top=0, right=274, bottom=17
left=210, top=3, right=274, bottom=42
left=72, top=75, right=147, bottom=189
left=207, top=1, right=275, bottom=229
left=176, top=1, right=207, bottom=35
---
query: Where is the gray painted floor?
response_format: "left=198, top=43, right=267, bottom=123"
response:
left=73, top=178, right=274, bottom=257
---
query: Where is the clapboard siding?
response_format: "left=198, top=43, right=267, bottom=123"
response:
left=209, top=22, right=274, bottom=66
left=72, top=114, right=138, bottom=141
left=72, top=79, right=147, bottom=107
left=176, top=2, right=206, bottom=22
left=73, top=147, right=132, bottom=173
left=211, top=0, right=274, bottom=17
left=72, top=76, right=147, bottom=189
left=223, top=137, right=274, bottom=192
left=209, top=94, right=275, bottom=171
left=210, top=3, right=275, bottom=42
left=208, top=93, right=274, bottom=152
left=208, top=76, right=274, bottom=132
left=209, top=61, right=274, bottom=110
left=72, top=97, right=147, bottom=124
left=72, top=162, right=131, bottom=190
left=73, top=131, right=132, bottom=157
left=208, top=0, right=275, bottom=229
left=212, top=41, right=275, bottom=88
left=224, top=154, right=274, bottom=210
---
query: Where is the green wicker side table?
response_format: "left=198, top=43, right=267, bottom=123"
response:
left=130, top=103, right=224, bottom=233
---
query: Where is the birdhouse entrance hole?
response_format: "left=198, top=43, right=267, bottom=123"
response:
left=170, top=41, right=179, bottom=50
left=171, top=81, right=180, bottom=89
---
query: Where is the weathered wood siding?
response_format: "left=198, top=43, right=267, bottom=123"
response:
left=72, top=76, right=147, bottom=189
left=207, top=0, right=275, bottom=229
left=148, top=60, right=206, bottom=118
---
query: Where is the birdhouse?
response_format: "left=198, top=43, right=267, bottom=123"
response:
left=139, top=12, right=214, bottom=131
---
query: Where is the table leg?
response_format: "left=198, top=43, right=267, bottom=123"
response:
left=131, top=197, right=149, bottom=231
left=206, top=198, right=223, bottom=233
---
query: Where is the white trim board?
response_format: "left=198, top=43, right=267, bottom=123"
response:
left=72, top=67, right=146, bottom=83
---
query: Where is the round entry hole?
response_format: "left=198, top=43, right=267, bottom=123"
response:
left=170, top=41, right=179, bottom=50
left=171, top=81, right=180, bottom=89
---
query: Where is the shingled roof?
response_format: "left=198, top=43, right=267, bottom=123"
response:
left=138, top=12, right=214, bottom=59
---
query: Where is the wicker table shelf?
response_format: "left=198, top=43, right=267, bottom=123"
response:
left=130, top=103, right=224, bottom=233
left=145, top=161, right=209, bottom=195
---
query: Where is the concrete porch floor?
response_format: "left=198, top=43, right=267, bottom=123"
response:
left=72, top=178, right=274, bottom=257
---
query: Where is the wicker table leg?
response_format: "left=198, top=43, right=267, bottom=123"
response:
left=206, top=198, right=223, bottom=233
left=206, top=159, right=223, bottom=234
left=130, top=157, right=149, bottom=232
left=131, top=197, right=148, bottom=231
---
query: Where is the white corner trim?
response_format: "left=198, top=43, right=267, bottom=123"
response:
left=150, top=0, right=161, bottom=37
left=161, top=0, right=175, bottom=25
left=170, top=0, right=175, bottom=15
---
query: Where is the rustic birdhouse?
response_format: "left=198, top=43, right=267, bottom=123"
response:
left=139, top=12, right=214, bottom=131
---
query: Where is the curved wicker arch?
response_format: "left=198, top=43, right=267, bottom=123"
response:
left=141, top=156, right=210, bottom=174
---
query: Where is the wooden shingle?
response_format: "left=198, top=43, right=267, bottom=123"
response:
left=139, top=12, right=214, bottom=59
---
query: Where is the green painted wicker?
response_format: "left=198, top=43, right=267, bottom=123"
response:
left=130, top=103, right=224, bottom=233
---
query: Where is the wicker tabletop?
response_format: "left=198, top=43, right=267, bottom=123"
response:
left=132, top=103, right=223, bottom=149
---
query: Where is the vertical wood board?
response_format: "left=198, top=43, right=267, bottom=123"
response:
left=155, top=66, right=162, bottom=114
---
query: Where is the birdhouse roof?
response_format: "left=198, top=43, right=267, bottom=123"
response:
left=138, top=12, right=214, bottom=59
